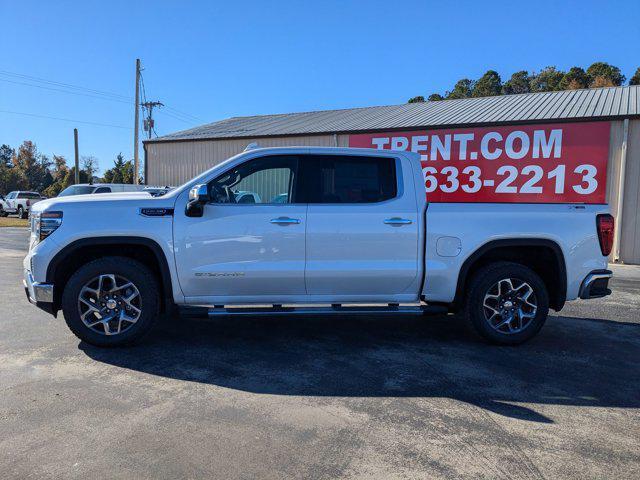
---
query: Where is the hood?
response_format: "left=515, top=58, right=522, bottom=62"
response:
left=32, top=191, right=168, bottom=213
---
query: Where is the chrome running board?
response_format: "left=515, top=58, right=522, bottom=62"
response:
left=180, top=304, right=448, bottom=318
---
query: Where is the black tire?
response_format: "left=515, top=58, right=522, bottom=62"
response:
left=464, top=261, right=549, bottom=345
left=18, top=206, right=27, bottom=219
left=61, top=256, right=160, bottom=347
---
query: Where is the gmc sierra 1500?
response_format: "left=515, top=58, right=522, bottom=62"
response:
left=23, top=147, right=614, bottom=347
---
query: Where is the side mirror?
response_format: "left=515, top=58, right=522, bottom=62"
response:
left=185, top=184, right=210, bottom=217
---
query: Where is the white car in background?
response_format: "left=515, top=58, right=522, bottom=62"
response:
left=0, top=193, right=9, bottom=217
left=4, top=191, right=46, bottom=218
left=143, top=186, right=174, bottom=197
left=57, top=183, right=147, bottom=196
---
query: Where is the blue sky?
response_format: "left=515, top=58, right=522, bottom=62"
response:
left=1, top=0, right=639, bottom=174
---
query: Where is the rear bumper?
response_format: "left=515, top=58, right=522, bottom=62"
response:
left=579, top=269, right=612, bottom=299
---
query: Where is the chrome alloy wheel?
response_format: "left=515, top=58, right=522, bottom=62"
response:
left=77, top=274, right=142, bottom=336
left=482, top=278, right=537, bottom=334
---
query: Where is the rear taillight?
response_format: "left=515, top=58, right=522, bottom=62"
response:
left=26, top=199, right=31, bottom=207
left=596, top=214, right=614, bottom=256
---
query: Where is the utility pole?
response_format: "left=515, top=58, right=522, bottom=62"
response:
left=141, top=101, right=164, bottom=139
left=73, top=128, right=79, bottom=184
left=133, top=58, right=141, bottom=185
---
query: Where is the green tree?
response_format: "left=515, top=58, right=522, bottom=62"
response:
left=407, top=96, right=425, bottom=103
left=42, top=155, right=69, bottom=197
left=446, top=79, right=475, bottom=99
left=0, top=144, right=14, bottom=167
left=502, top=71, right=531, bottom=95
left=60, top=167, right=89, bottom=191
left=101, top=153, right=134, bottom=184
left=529, top=66, right=565, bottom=92
left=81, top=155, right=99, bottom=180
left=559, top=67, right=590, bottom=90
left=586, top=62, right=625, bottom=87
left=12, top=140, right=53, bottom=192
left=628, top=67, right=640, bottom=86
left=123, top=159, right=136, bottom=184
left=428, top=93, right=444, bottom=101
left=0, top=167, right=27, bottom=193
left=472, top=70, right=502, bottom=97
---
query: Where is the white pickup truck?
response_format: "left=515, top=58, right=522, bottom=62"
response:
left=23, top=147, right=614, bottom=347
left=5, top=191, right=46, bottom=218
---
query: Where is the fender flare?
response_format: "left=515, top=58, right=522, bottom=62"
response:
left=46, top=236, right=174, bottom=309
left=451, top=238, right=567, bottom=310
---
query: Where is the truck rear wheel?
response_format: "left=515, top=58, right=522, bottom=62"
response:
left=61, top=256, right=160, bottom=347
left=465, top=261, right=549, bottom=345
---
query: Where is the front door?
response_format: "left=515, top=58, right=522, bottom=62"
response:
left=173, top=155, right=306, bottom=302
left=301, top=154, right=420, bottom=300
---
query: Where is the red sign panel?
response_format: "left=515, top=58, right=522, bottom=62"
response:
left=349, top=122, right=610, bottom=203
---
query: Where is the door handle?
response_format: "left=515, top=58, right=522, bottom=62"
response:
left=384, top=217, right=412, bottom=225
left=270, top=217, right=301, bottom=225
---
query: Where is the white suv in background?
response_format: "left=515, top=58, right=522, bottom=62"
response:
left=0, top=193, right=9, bottom=217
left=57, top=183, right=147, bottom=196
left=4, top=191, right=46, bottom=218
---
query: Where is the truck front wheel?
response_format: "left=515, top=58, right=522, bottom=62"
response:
left=465, top=261, right=549, bottom=345
left=61, top=256, right=160, bottom=347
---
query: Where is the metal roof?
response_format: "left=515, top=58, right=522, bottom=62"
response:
left=151, top=85, right=640, bottom=142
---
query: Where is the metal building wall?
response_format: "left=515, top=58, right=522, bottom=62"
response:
left=145, top=134, right=349, bottom=186
left=607, top=119, right=640, bottom=264
left=146, top=121, right=640, bottom=264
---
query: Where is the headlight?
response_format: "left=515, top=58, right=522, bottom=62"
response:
left=31, top=211, right=63, bottom=244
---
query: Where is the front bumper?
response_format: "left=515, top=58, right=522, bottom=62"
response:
left=23, top=269, right=56, bottom=315
left=579, top=269, right=613, bottom=299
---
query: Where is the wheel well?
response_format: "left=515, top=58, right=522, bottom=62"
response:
left=454, top=241, right=566, bottom=311
left=48, top=238, right=174, bottom=314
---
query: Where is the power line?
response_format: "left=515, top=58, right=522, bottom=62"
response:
left=0, top=109, right=129, bottom=129
left=164, top=105, right=204, bottom=122
left=157, top=109, right=197, bottom=124
left=139, top=71, right=148, bottom=104
left=0, top=69, right=131, bottom=100
left=1, top=68, right=204, bottom=125
left=0, top=78, right=131, bottom=105
left=138, top=68, right=202, bottom=123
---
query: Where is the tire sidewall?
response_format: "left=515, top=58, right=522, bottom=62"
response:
left=466, top=262, right=549, bottom=345
left=62, top=257, right=160, bottom=347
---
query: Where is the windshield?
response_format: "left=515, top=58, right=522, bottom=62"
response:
left=58, top=185, right=96, bottom=197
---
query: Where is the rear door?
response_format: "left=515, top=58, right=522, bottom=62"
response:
left=302, top=154, right=420, bottom=299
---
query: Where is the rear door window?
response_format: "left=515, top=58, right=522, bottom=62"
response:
left=93, top=187, right=112, bottom=193
left=18, top=192, right=40, bottom=199
left=299, top=155, right=397, bottom=204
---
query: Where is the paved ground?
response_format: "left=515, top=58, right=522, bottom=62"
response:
left=1, top=227, right=639, bottom=479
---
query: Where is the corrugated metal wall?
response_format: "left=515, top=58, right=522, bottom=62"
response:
left=236, top=168, right=291, bottom=203
left=608, top=119, right=640, bottom=263
left=145, top=134, right=349, bottom=186
left=146, top=120, right=640, bottom=264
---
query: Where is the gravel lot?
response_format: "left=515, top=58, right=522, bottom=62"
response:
left=1, top=227, right=639, bottom=479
